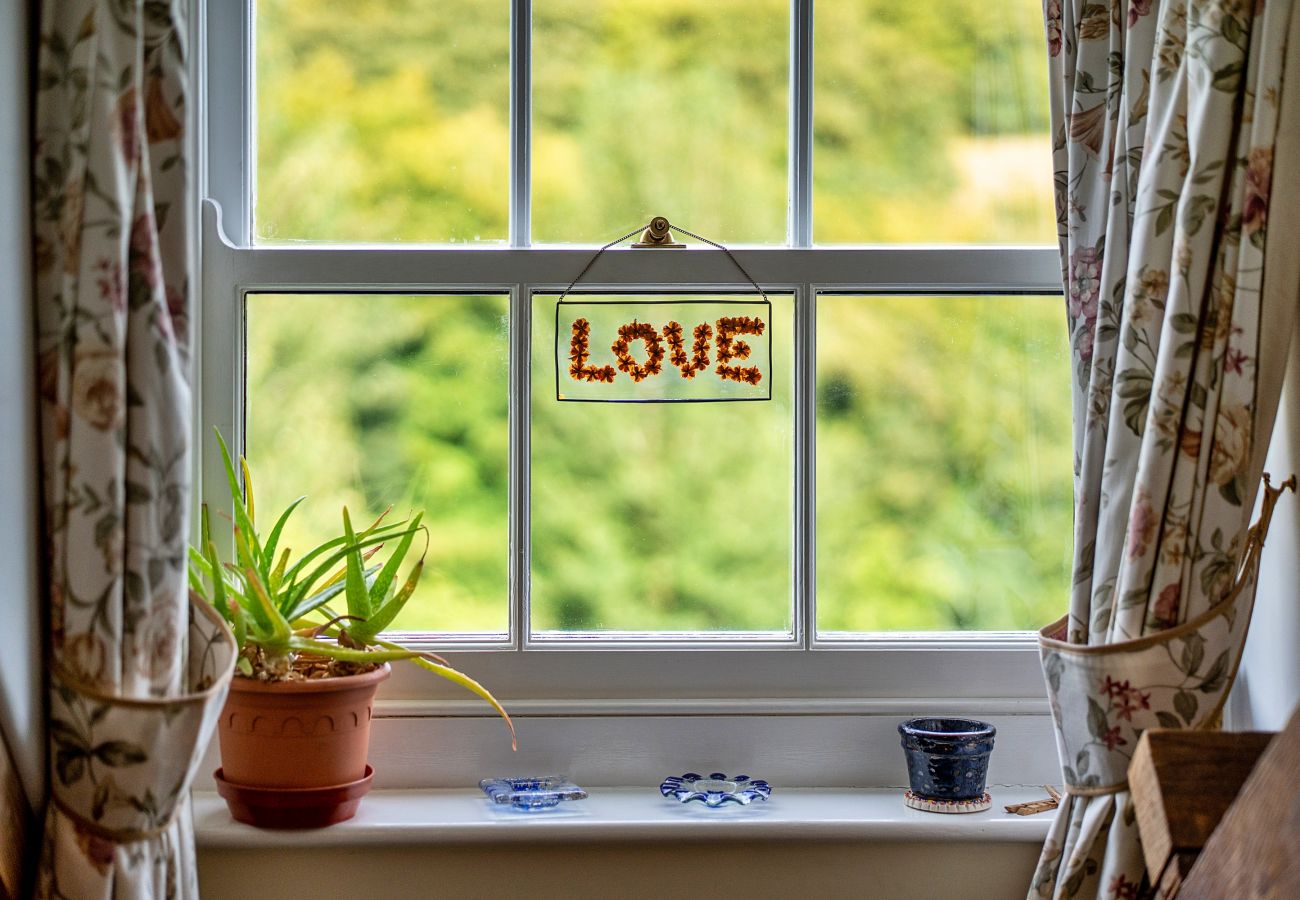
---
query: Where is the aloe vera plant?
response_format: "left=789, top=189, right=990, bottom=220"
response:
left=188, top=432, right=514, bottom=746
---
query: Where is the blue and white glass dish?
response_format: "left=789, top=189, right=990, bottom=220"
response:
left=479, top=776, right=588, bottom=810
left=660, top=772, right=772, bottom=807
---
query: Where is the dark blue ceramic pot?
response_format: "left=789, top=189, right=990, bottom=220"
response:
left=898, top=717, right=996, bottom=800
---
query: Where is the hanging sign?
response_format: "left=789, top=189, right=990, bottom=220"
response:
left=555, top=298, right=773, bottom=402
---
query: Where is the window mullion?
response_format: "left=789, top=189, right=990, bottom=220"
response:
left=510, top=0, right=532, bottom=248
left=511, top=283, right=531, bottom=649
left=795, top=283, right=815, bottom=647
left=511, top=0, right=532, bottom=646
left=789, top=0, right=814, bottom=248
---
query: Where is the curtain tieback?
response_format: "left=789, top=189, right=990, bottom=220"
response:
left=48, top=596, right=235, bottom=842
left=1034, top=478, right=1289, bottom=795
left=1038, top=585, right=1255, bottom=795
left=1036, top=478, right=1292, bottom=795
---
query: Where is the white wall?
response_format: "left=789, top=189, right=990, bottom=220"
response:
left=1231, top=322, right=1300, bottom=732
left=1226, top=0, right=1300, bottom=734
left=0, top=0, right=43, bottom=806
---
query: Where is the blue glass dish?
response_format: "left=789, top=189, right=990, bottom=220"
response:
left=660, top=772, right=772, bottom=807
left=479, top=776, right=588, bottom=810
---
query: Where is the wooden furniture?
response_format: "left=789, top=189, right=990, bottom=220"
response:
left=1180, top=709, right=1300, bottom=899
left=0, top=733, right=29, bottom=900
left=1129, top=729, right=1273, bottom=897
left=1129, top=708, right=1300, bottom=899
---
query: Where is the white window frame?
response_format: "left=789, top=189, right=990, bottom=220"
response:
left=195, top=0, right=1063, bottom=713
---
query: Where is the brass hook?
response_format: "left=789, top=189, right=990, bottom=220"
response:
left=632, top=216, right=685, bottom=248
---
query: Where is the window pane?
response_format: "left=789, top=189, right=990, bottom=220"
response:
left=531, top=294, right=794, bottom=633
left=816, top=296, right=1071, bottom=632
left=255, top=1, right=509, bottom=243
left=245, top=294, right=510, bottom=633
left=533, top=1, right=788, bottom=244
left=813, top=1, right=1054, bottom=243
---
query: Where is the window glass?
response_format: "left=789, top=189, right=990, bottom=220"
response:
left=531, top=294, right=795, bottom=633
left=532, top=0, right=788, bottom=243
left=813, top=0, right=1054, bottom=243
left=245, top=294, right=510, bottom=633
left=255, top=0, right=509, bottom=243
left=816, top=295, right=1071, bottom=632
left=241, top=2, right=1067, bottom=646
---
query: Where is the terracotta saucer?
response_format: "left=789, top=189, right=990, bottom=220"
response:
left=214, top=765, right=374, bottom=829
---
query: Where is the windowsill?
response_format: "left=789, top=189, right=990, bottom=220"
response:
left=192, top=786, right=1055, bottom=848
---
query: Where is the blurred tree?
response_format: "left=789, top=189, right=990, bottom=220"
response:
left=247, top=0, right=1070, bottom=633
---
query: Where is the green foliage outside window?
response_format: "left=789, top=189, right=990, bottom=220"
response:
left=247, top=0, right=1071, bottom=633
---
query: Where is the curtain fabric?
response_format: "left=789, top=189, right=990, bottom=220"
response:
left=1033, top=0, right=1300, bottom=897
left=32, top=2, right=235, bottom=897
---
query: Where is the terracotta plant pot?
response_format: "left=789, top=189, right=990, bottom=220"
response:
left=215, top=664, right=389, bottom=828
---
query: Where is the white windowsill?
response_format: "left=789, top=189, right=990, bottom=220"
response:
left=192, top=786, right=1056, bottom=848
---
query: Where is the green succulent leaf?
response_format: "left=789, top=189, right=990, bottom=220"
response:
left=286, top=635, right=428, bottom=664
left=188, top=544, right=213, bottom=579
left=282, top=526, right=414, bottom=612
left=187, top=558, right=206, bottom=595
left=239, top=456, right=256, bottom=527
left=230, top=600, right=248, bottom=650
left=216, top=430, right=264, bottom=568
left=350, top=556, right=423, bottom=645
left=269, top=547, right=290, bottom=593
left=342, top=508, right=372, bottom=620
left=369, top=512, right=423, bottom=607
left=285, top=564, right=379, bottom=622
left=245, top=567, right=291, bottom=647
left=203, top=538, right=232, bottom=626
left=262, top=495, right=305, bottom=571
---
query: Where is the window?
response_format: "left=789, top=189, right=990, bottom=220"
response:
left=245, top=292, right=511, bottom=634
left=201, top=1, right=1065, bottom=706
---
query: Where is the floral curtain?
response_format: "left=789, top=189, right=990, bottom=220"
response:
left=1032, top=0, right=1300, bottom=897
left=32, top=1, right=235, bottom=897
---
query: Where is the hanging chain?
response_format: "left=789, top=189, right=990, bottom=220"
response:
left=555, top=224, right=652, bottom=303
left=668, top=224, right=768, bottom=302
left=555, top=220, right=769, bottom=303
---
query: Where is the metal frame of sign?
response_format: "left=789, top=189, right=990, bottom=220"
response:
left=554, top=296, right=774, bottom=403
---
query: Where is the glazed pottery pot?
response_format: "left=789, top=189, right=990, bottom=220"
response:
left=215, top=664, right=389, bottom=827
left=898, top=717, right=996, bottom=800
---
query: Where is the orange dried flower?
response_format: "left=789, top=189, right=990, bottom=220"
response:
left=691, top=325, right=713, bottom=377
left=569, top=318, right=616, bottom=383
left=664, top=321, right=686, bottom=365
left=715, top=316, right=765, bottom=385
left=662, top=320, right=712, bottom=378
left=611, top=320, right=665, bottom=383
